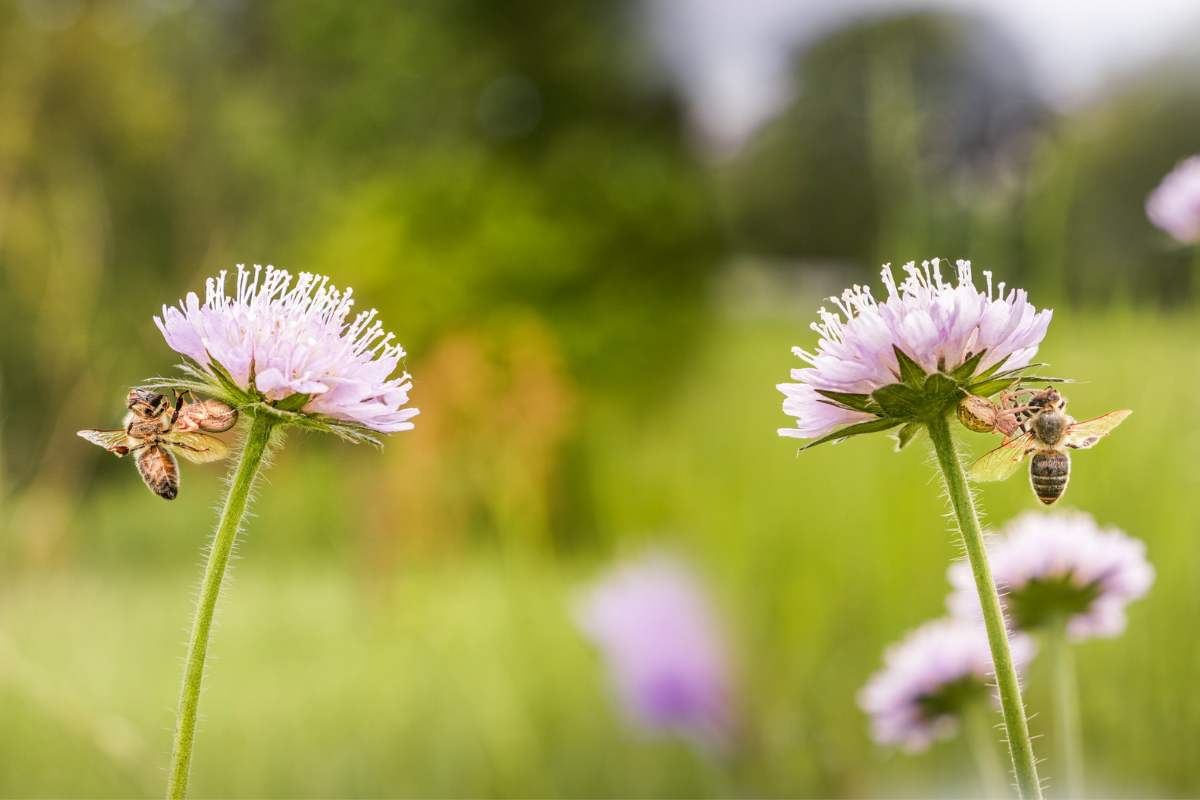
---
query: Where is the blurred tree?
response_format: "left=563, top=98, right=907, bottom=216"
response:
left=720, top=11, right=1047, bottom=275
left=0, top=0, right=722, bottom=556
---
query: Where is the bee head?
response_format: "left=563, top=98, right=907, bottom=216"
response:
left=127, top=387, right=167, bottom=419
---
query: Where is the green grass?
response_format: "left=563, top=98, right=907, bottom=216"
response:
left=1, top=308, right=1196, bottom=797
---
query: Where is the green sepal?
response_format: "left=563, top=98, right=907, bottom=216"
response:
left=815, top=389, right=882, bottom=414
left=893, top=422, right=921, bottom=451
left=949, top=350, right=987, bottom=382
left=892, top=346, right=928, bottom=387
left=800, top=417, right=903, bottom=450
left=273, top=393, right=312, bottom=412
left=871, top=383, right=924, bottom=417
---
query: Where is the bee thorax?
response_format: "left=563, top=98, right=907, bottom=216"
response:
left=1032, top=411, right=1068, bottom=445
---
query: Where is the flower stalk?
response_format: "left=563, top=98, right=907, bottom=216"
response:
left=926, top=412, right=1042, bottom=800
left=166, top=412, right=278, bottom=798
left=1048, top=622, right=1083, bottom=799
left=963, top=701, right=1007, bottom=799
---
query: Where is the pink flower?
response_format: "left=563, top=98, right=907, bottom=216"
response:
left=858, top=618, right=1035, bottom=752
left=1147, top=156, right=1200, bottom=244
left=155, top=265, right=418, bottom=433
left=779, top=260, right=1052, bottom=441
left=947, top=511, right=1154, bottom=641
left=574, top=554, right=735, bottom=747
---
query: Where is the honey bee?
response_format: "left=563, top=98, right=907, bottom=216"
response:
left=968, top=387, right=1130, bottom=505
left=956, top=387, right=1053, bottom=438
left=78, top=388, right=238, bottom=500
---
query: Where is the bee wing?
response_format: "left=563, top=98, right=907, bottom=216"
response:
left=77, top=429, right=131, bottom=456
left=162, top=431, right=230, bottom=463
left=1063, top=409, right=1131, bottom=450
left=968, top=432, right=1035, bottom=482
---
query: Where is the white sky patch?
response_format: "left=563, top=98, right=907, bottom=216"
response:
left=642, top=0, right=1200, bottom=154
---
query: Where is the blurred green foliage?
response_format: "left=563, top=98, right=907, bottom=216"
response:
left=0, top=1, right=1197, bottom=797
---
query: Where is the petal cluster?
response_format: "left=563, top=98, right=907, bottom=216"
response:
left=155, top=265, right=418, bottom=433
left=779, top=259, right=1051, bottom=440
left=1147, top=156, right=1200, bottom=244
left=858, top=618, right=1035, bottom=752
left=574, top=554, right=734, bottom=746
left=947, top=511, right=1154, bottom=641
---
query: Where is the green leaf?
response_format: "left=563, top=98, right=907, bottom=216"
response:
left=966, top=377, right=1019, bottom=398
left=922, top=372, right=961, bottom=412
left=800, top=417, right=902, bottom=450
left=871, top=383, right=923, bottom=418
left=815, top=389, right=881, bottom=414
left=274, top=393, right=312, bottom=412
left=950, top=350, right=987, bottom=382
left=893, top=422, right=921, bottom=451
left=892, top=346, right=927, bottom=387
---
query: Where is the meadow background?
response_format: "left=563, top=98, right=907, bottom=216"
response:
left=0, top=1, right=1198, bottom=797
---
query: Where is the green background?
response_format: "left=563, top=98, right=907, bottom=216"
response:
left=0, top=2, right=1196, bottom=797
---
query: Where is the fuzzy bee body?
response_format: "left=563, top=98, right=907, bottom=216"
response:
left=968, top=388, right=1130, bottom=506
left=1029, top=450, right=1070, bottom=505
left=78, top=388, right=236, bottom=500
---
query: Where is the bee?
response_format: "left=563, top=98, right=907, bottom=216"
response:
left=78, top=388, right=238, bottom=500
left=956, top=387, right=1053, bottom=438
left=968, top=387, right=1130, bottom=505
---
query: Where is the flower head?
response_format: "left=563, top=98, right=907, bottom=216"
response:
left=858, top=618, right=1035, bottom=752
left=574, top=553, right=734, bottom=746
left=1147, top=156, right=1200, bottom=244
left=153, top=265, right=418, bottom=438
left=778, top=259, right=1052, bottom=445
left=948, top=511, right=1154, bottom=641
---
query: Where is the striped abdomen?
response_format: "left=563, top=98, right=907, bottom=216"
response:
left=1030, top=450, right=1069, bottom=505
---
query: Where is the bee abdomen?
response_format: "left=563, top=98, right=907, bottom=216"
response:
left=1030, top=451, right=1069, bottom=505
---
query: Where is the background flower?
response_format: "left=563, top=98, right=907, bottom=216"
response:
left=778, top=259, right=1052, bottom=442
left=155, top=265, right=419, bottom=434
left=947, top=511, right=1155, bottom=640
left=858, top=618, right=1035, bottom=752
left=1147, top=156, right=1200, bottom=244
left=574, top=553, right=735, bottom=747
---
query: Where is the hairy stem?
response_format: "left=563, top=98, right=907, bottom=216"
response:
left=167, top=413, right=277, bottom=798
left=926, top=413, right=1042, bottom=800
left=1048, top=624, right=1084, bottom=798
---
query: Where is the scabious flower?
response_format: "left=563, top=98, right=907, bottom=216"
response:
left=1147, top=156, right=1200, bottom=244
left=778, top=259, right=1052, bottom=444
left=859, top=618, right=1035, bottom=752
left=154, top=264, right=418, bottom=436
left=574, top=553, right=734, bottom=747
left=948, top=511, right=1154, bottom=641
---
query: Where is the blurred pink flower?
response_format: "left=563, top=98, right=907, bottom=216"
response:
left=858, top=618, right=1035, bottom=752
left=947, top=511, right=1154, bottom=641
left=1147, top=156, right=1200, bottom=244
left=778, top=259, right=1051, bottom=441
left=574, top=553, right=734, bottom=747
left=155, top=264, right=418, bottom=433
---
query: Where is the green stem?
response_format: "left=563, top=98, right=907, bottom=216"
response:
left=166, top=412, right=277, bottom=798
left=926, top=413, right=1042, bottom=800
left=1048, top=624, right=1083, bottom=798
left=963, top=701, right=1008, bottom=799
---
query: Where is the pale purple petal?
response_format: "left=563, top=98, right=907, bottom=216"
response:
left=1147, top=156, right=1200, bottom=244
left=780, top=260, right=1052, bottom=441
left=155, top=265, right=418, bottom=434
left=859, top=618, right=1035, bottom=752
left=574, top=554, right=735, bottom=748
left=947, top=511, right=1154, bottom=641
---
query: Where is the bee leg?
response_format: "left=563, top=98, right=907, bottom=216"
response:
left=168, top=391, right=186, bottom=427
